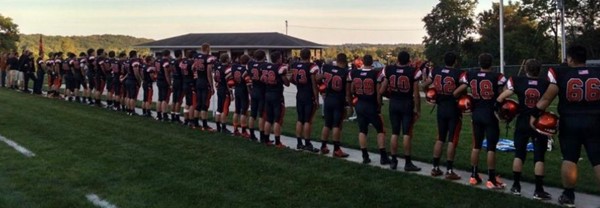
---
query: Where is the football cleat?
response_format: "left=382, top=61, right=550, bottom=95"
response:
left=362, top=156, right=371, bottom=164
left=333, top=149, right=349, bottom=158
left=275, top=143, right=286, bottom=149
left=201, top=127, right=216, bottom=132
left=533, top=191, right=552, bottom=201
left=296, top=144, right=305, bottom=151
left=380, top=156, right=391, bottom=165
left=303, top=144, right=319, bottom=153
left=404, top=163, right=421, bottom=172
left=390, top=159, right=398, bottom=170
left=469, top=175, right=483, bottom=185
left=320, top=146, right=330, bottom=154
left=445, top=170, right=461, bottom=180
left=510, top=185, right=521, bottom=196
left=558, top=194, right=575, bottom=207
left=431, top=168, right=443, bottom=177
left=486, top=179, right=506, bottom=190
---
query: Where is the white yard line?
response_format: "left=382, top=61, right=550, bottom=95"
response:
left=86, top=194, right=117, bottom=208
left=0, top=135, right=36, bottom=157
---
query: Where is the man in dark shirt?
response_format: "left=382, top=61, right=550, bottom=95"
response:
left=194, top=43, right=216, bottom=130
left=170, top=50, right=184, bottom=123
left=261, top=51, right=290, bottom=148
left=290, top=49, right=320, bottom=152
left=19, top=50, right=35, bottom=93
left=7, top=52, right=19, bottom=89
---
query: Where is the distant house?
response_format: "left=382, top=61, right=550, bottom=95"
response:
left=134, top=32, right=327, bottom=61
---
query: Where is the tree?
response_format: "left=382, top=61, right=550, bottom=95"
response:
left=521, top=0, right=561, bottom=62
left=564, top=0, right=600, bottom=59
left=422, top=0, right=478, bottom=66
left=0, top=14, right=20, bottom=51
left=474, top=2, right=554, bottom=65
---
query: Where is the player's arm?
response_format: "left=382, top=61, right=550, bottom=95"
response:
left=421, top=78, right=432, bottom=92
left=413, top=81, right=421, bottom=114
left=453, top=71, right=468, bottom=97
left=280, top=65, right=290, bottom=87
left=166, top=64, right=172, bottom=87
left=134, top=64, right=142, bottom=84
left=311, top=72, right=318, bottom=102
left=207, top=64, right=215, bottom=93
left=376, top=82, right=383, bottom=108
left=536, top=84, right=558, bottom=111
left=496, top=77, right=514, bottom=103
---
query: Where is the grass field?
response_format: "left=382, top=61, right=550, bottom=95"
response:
left=0, top=89, right=560, bottom=207
left=279, top=100, right=600, bottom=195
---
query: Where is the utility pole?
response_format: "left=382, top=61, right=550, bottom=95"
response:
left=558, top=0, right=567, bottom=63
left=285, top=20, right=288, bottom=35
left=499, top=0, right=504, bottom=73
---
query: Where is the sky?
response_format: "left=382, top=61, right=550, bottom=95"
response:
left=0, top=0, right=496, bottom=44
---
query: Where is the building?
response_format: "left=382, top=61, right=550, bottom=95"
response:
left=135, top=32, right=327, bottom=61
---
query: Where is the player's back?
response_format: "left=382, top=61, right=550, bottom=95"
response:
left=461, top=70, right=506, bottom=111
left=261, top=62, right=286, bottom=94
left=231, top=63, right=247, bottom=90
left=351, top=68, right=382, bottom=105
left=430, top=67, right=463, bottom=104
left=322, top=64, right=349, bottom=99
left=384, top=65, right=421, bottom=100
left=549, top=66, right=600, bottom=115
left=508, top=76, right=549, bottom=115
left=291, top=62, right=319, bottom=100
left=248, top=61, right=265, bottom=92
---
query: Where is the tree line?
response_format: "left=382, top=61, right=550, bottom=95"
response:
left=16, top=34, right=153, bottom=58
left=423, top=0, right=600, bottom=67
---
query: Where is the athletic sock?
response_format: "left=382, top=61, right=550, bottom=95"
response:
left=379, top=148, right=388, bottom=159
left=333, top=141, right=340, bottom=151
left=297, top=137, right=303, bottom=146
left=250, top=128, right=255, bottom=136
left=433, top=157, right=440, bottom=168
left=563, top=188, right=575, bottom=199
left=163, top=113, right=168, bottom=120
left=304, top=138, right=312, bottom=147
left=202, top=119, right=208, bottom=128
left=361, top=148, right=368, bottom=158
left=275, top=136, right=281, bottom=144
left=321, top=140, right=328, bottom=149
left=404, top=155, right=412, bottom=165
left=446, top=160, right=454, bottom=171
left=216, top=122, right=221, bottom=131
left=242, top=126, right=247, bottom=132
left=471, top=166, right=478, bottom=177
left=513, top=171, right=522, bottom=186
left=534, top=175, right=544, bottom=192
left=221, top=123, right=227, bottom=131
left=391, top=154, right=398, bottom=160
left=488, top=169, right=497, bottom=182
left=157, top=112, right=163, bottom=119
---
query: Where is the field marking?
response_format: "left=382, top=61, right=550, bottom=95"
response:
left=86, top=194, right=117, bottom=208
left=0, top=135, right=36, bottom=157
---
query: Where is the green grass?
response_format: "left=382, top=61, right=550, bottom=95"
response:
left=279, top=100, right=600, bottom=195
left=0, top=89, right=558, bottom=207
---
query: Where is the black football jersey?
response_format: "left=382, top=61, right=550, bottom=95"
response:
left=383, top=65, right=422, bottom=100
left=194, top=53, right=216, bottom=87
left=350, top=69, right=384, bottom=104
left=248, top=60, right=265, bottom=92
left=459, top=70, right=506, bottom=110
left=171, top=58, right=183, bottom=80
left=429, top=67, right=463, bottom=103
left=321, top=64, right=349, bottom=99
left=156, top=58, right=170, bottom=82
left=261, top=63, right=288, bottom=94
left=180, top=58, right=194, bottom=82
left=231, top=63, right=248, bottom=90
left=143, top=63, right=155, bottom=83
left=214, top=63, right=232, bottom=91
left=507, top=76, right=549, bottom=114
left=548, top=67, right=600, bottom=115
left=291, top=62, right=319, bottom=100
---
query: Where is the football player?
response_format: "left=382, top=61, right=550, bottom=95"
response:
left=181, top=50, right=197, bottom=126
left=194, top=43, right=216, bottom=131
left=248, top=50, right=267, bottom=142
left=261, top=51, right=289, bottom=148
left=455, top=53, right=507, bottom=189
left=318, top=53, right=351, bottom=158
left=94, top=49, right=108, bottom=106
left=350, top=55, right=390, bottom=164
left=170, top=50, right=184, bottom=123
left=231, top=54, right=251, bottom=138
left=496, top=59, right=551, bottom=200
left=421, top=52, right=463, bottom=180
left=156, top=50, right=172, bottom=121
left=381, top=51, right=422, bottom=171
left=85, top=48, right=96, bottom=105
left=532, top=45, right=600, bottom=207
left=290, top=49, right=319, bottom=152
left=124, top=50, right=142, bottom=116
left=142, top=55, right=156, bottom=117
left=214, top=54, right=233, bottom=133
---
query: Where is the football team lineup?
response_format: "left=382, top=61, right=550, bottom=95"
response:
left=0, top=44, right=599, bottom=207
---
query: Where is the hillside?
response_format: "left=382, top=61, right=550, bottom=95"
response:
left=16, top=34, right=154, bottom=58
left=321, top=43, right=425, bottom=62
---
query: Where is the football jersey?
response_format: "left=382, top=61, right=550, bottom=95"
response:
left=548, top=67, right=600, bottom=115
left=66, top=58, right=75, bottom=76
left=109, top=58, right=120, bottom=78
left=127, top=58, right=140, bottom=81
left=194, top=53, right=217, bottom=88
left=214, top=63, right=232, bottom=91
left=143, top=63, right=155, bottom=83
left=180, top=58, right=194, bottom=82
left=459, top=70, right=506, bottom=110
left=429, top=67, right=463, bottom=103
left=350, top=68, right=384, bottom=104
left=321, top=64, right=349, bottom=99
left=507, top=76, right=549, bottom=115
left=231, top=63, right=248, bottom=90
left=383, top=65, right=422, bottom=100
left=171, top=58, right=183, bottom=80
left=291, top=62, right=319, bottom=100
left=156, top=58, right=170, bottom=83
left=248, top=60, right=266, bottom=93
left=95, top=57, right=107, bottom=78
left=261, top=62, right=288, bottom=94
left=87, top=56, right=96, bottom=77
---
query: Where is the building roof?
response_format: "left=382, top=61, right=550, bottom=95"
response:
left=135, top=32, right=326, bottom=49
